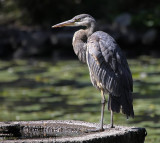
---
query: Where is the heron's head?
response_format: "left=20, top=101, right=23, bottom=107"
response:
left=52, top=14, right=96, bottom=28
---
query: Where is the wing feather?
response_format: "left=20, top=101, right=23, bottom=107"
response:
left=87, top=31, right=134, bottom=117
left=87, top=31, right=133, bottom=97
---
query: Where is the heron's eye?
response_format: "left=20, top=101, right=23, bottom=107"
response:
left=75, top=18, right=81, bottom=22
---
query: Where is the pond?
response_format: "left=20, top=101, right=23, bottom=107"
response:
left=0, top=56, right=160, bottom=143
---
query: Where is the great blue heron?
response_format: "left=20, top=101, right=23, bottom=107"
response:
left=52, top=14, right=134, bottom=131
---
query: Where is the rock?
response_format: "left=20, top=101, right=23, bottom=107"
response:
left=142, top=29, right=157, bottom=45
left=114, top=13, right=132, bottom=27
left=0, top=120, right=147, bottom=143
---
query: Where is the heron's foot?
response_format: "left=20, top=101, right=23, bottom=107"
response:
left=110, top=125, right=115, bottom=128
left=85, top=128, right=105, bottom=133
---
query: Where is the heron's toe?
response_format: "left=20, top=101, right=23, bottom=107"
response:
left=110, top=125, right=115, bottom=128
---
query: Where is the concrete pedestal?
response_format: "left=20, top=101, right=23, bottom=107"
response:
left=0, top=120, right=147, bottom=143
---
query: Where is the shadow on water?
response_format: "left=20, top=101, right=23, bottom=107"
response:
left=131, top=114, right=160, bottom=123
left=134, top=80, right=160, bottom=99
left=0, top=78, right=46, bottom=89
left=53, top=79, right=92, bottom=88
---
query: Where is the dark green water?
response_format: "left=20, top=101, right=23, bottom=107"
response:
left=0, top=56, right=160, bottom=143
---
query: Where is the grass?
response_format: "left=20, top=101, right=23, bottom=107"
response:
left=0, top=56, right=160, bottom=142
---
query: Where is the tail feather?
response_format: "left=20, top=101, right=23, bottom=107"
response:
left=108, top=95, right=120, bottom=113
left=122, top=91, right=134, bottom=118
left=108, top=92, right=134, bottom=118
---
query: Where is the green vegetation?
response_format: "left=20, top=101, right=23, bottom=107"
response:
left=0, top=57, right=160, bottom=142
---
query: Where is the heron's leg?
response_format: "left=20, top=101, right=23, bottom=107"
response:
left=109, top=94, right=114, bottom=128
left=84, top=89, right=106, bottom=133
left=110, top=110, right=114, bottom=128
left=100, top=89, right=106, bottom=131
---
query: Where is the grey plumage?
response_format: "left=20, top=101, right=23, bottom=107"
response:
left=52, top=14, right=134, bottom=130
left=87, top=31, right=134, bottom=117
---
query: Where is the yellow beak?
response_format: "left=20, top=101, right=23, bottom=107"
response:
left=52, top=19, right=75, bottom=28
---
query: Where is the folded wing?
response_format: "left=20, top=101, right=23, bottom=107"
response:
left=87, top=31, right=134, bottom=117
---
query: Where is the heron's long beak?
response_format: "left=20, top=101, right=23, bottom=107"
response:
left=52, top=19, right=75, bottom=28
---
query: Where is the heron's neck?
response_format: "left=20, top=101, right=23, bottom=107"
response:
left=72, top=29, right=87, bottom=47
left=73, top=21, right=96, bottom=44
left=72, top=29, right=87, bottom=63
left=85, top=22, right=96, bottom=37
left=72, top=22, right=96, bottom=63
left=72, top=22, right=96, bottom=50
left=72, top=20, right=96, bottom=45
